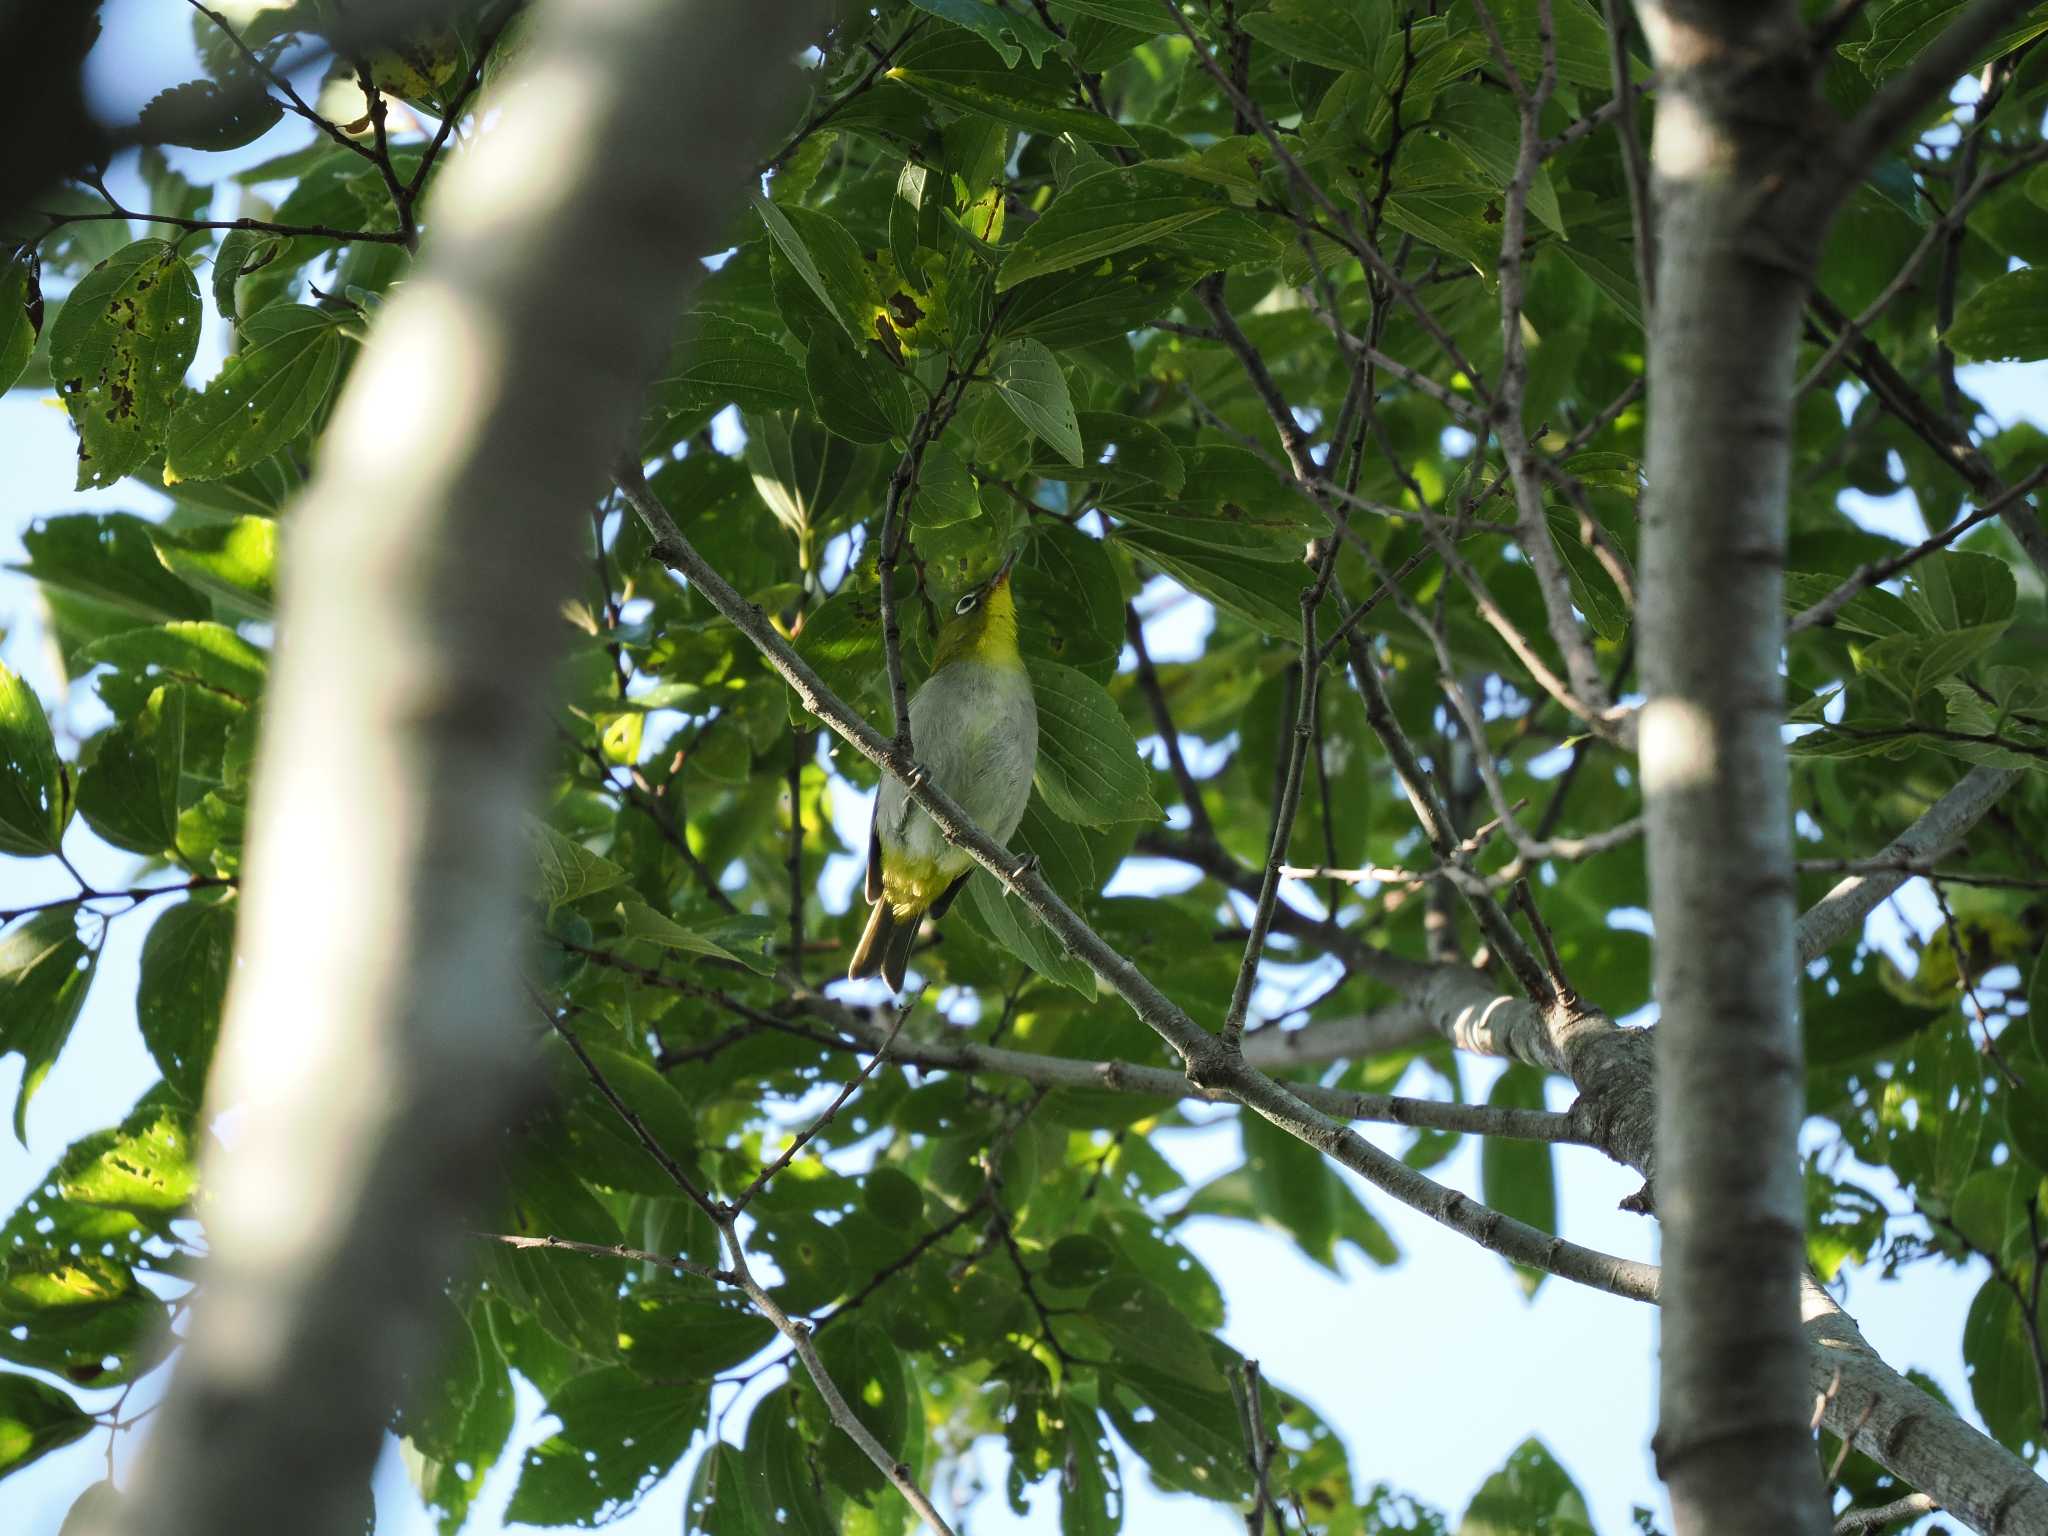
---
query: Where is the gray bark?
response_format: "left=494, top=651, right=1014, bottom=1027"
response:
left=100, top=3, right=822, bottom=1533
left=1634, top=2, right=1835, bottom=1527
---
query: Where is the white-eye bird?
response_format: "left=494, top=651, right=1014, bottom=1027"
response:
left=848, top=551, right=1037, bottom=992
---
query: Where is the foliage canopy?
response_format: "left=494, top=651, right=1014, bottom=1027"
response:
left=2, top=0, right=2047, bottom=1532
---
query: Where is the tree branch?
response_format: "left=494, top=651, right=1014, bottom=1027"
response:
left=1832, top=0, right=2041, bottom=188
left=1795, top=763, right=2021, bottom=963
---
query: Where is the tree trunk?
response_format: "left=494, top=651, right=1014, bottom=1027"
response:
left=100, top=3, right=823, bottom=1533
left=1634, top=0, right=1832, bottom=1530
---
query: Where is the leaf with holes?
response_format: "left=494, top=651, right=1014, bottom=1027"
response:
left=0, top=1087, right=194, bottom=1385
left=165, top=304, right=346, bottom=481
left=395, top=1294, right=516, bottom=1536
left=48, top=240, right=202, bottom=489
left=505, top=1367, right=707, bottom=1526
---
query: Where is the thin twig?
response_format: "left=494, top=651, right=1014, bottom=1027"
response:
left=478, top=1231, right=730, bottom=1286
left=183, top=0, right=378, bottom=163
left=732, top=1000, right=911, bottom=1212
left=1788, top=464, right=2048, bottom=632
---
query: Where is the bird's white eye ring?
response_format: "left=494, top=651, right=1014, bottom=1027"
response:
left=955, top=592, right=979, bottom=615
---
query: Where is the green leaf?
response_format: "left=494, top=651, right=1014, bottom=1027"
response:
left=1905, top=549, right=2016, bottom=632
left=961, top=861, right=1097, bottom=996
left=531, top=822, right=628, bottom=912
left=806, top=324, right=914, bottom=444
left=1055, top=0, right=1169, bottom=26
left=998, top=164, right=1278, bottom=291
left=1963, top=1275, right=2045, bottom=1457
left=0, top=910, right=99, bottom=1142
left=48, top=239, right=202, bottom=488
left=907, top=0, right=1059, bottom=65
left=617, top=901, right=768, bottom=973
left=1232, top=665, right=1375, bottom=870
left=0, top=1373, right=93, bottom=1478
left=0, top=1089, right=193, bottom=1384
left=740, top=1390, right=834, bottom=1536
left=1114, top=525, right=1309, bottom=637
left=210, top=228, right=281, bottom=322
left=2030, top=944, right=2048, bottom=1063
left=506, top=1367, right=706, bottom=1526
left=58, top=1481, right=122, bottom=1536
left=137, top=77, right=286, bottom=149
left=1239, top=0, right=1384, bottom=70
left=78, top=621, right=268, bottom=707
left=151, top=515, right=277, bottom=618
left=1015, top=523, right=1125, bottom=674
left=684, top=1442, right=760, bottom=1536
left=1479, top=1065, right=1558, bottom=1298
left=1107, top=445, right=1328, bottom=557
left=752, top=196, right=878, bottom=345
left=1950, top=1165, right=2039, bottom=1270
left=886, top=30, right=1136, bottom=145
left=1028, top=659, right=1159, bottom=825
left=1059, top=1399, right=1125, bottom=1536
left=910, top=440, right=979, bottom=527
left=486, top=1143, right=625, bottom=1360
left=791, top=585, right=887, bottom=721
left=0, top=256, right=35, bottom=395
left=1445, top=0, right=1618, bottom=91
left=75, top=684, right=185, bottom=856
left=1239, top=1111, right=1394, bottom=1272
left=165, top=304, right=346, bottom=481
left=620, top=1291, right=774, bottom=1379
left=0, top=663, right=70, bottom=858
left=15, top=513, right=209, bottom=626
left=652, top=309, right=810, bottom=429
left=1458, top=1437, right=1596, bottom=1534
left=1004, top=252, right=1204, bottom=348
left=863, top=1166, right=926, bottom=1229
left=1843, top=0, right=2048, bottom=82
left=1431, top=85, right=1566, bottom=236
left=137, top=895, right=236, bottom=1102
left=990, top=339, right=1083, bottom=466
left=551, top=1036, right=705, bottom=1198
left=743, top=410, right=865, bottom=548
left=397, top=1295, right=517, bottom=1536
left=809, top=1321, right=910, bottom=1496
left=1947, top=266, right=2048, bottom=363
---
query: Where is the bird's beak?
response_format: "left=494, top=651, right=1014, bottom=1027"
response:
left=991, top=548, right=1020, bottom=588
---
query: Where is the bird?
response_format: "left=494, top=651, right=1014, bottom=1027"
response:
left=848, top=550, right=1037, bottom=992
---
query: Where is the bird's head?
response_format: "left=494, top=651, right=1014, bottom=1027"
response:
left=931, top=549, right=1021, bottom=669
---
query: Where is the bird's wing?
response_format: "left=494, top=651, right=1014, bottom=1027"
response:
left=865, top=792, right=883, bottom=904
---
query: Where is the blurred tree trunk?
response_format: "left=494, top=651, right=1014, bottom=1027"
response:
left=99, top=3, right=823, bottom=1533
left=1635, top=1, right=1836, bottom=1531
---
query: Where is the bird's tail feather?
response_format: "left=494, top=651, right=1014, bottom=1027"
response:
left=848, top=900, right=925, bottom=992
left=882, top=910, right=921, bottom=992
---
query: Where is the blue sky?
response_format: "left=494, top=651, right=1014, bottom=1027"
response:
left=4, top=5, right=2043, bottom=1532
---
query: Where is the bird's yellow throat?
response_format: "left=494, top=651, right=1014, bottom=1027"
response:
left=931, top=579, right=1020, bottom=670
